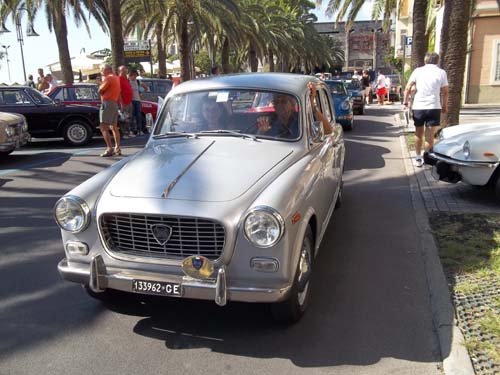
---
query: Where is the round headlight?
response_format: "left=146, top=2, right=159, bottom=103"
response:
left=341, top=100, right=350, bottom=110
left=22, top=120, right=28, bottom=132
left=54, top=196, right=90, bottom=233
left=244, top=207, right=284, bottom=248
left=463, top=141, right=471, bottom=159
left=5, top=126, right=15, bottom=137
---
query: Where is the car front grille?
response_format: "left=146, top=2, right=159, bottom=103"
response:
left=100, top=213, right=225, bottom=260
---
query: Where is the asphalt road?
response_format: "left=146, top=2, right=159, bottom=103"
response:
left=0, top=110, right=442, bottom=375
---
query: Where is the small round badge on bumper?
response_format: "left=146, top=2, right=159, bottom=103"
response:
left=182, top=255, right=214, bottom=279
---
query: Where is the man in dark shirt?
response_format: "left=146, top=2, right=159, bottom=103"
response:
left=256, top=93, right=299, bottom=139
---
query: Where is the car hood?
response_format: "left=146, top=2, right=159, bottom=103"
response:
left=435, top=122, right=500, bottom=160
left=0, top=112, right=25, bottom=125
left=109, top=137, right=294, bottom=202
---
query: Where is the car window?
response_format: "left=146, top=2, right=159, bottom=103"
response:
left=345, top=80, right=361, bottom=90
left=154, top=81, right=173, bottom=97
left=156, top=89, right=301, bottom=141
left=51, top=88, right=64, bottom=101
left=325, top=81, right=347, bottom=96
left=28, top=89, right=54, bottom=105
left=0, top=90, right=32, bottom=105
left=74, top=87, right=99, bottom=101
left=318, top=88, right=333, bottom=123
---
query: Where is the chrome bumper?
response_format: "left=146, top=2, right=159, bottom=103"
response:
left=58, top=256, right=291, bottom=305
left=427, top=152, right=499, bottom=169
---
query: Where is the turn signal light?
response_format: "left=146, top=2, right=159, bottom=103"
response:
left=484, top=152, right=496, bottom=157
left=65, top=241, right=89, bottom=255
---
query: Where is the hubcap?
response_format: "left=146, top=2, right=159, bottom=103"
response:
left=68, top=124, right=87, bottom=143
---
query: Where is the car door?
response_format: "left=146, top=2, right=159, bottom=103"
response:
left=25, top=89, right=63, bottom=136
left=306, top=85, right=337, bottom=229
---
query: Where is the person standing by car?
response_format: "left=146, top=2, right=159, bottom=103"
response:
left=376, top=70, right=387, bottom=105
left=36, top=68, right=49, bottom=92
left=403, top=52, right=449, bottom=167
left=26, top=74, right=36, bottom=88
left=98, top=64, right=121, bottom=157
left=118, top=65, right=133, bottom=137
left=360, top=70, right=371, bottom=105
left=128, top=69, right=148, bottom=135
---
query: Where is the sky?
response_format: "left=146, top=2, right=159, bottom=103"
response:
left=0, top=1, right=373, bottom=84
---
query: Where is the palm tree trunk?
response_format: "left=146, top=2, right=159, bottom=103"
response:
left=108, top=0, right=124, bottom=73
left=268, top=49, right=274, bottom=72
left=52, top=4, right=73, bottom=84
left=411, top=0, right=428, bottom=69
left=179, top=18, right=191, bottom=82
left=439, top=0, right=453, bottom=69
left=248, top=41, right=258, bottom=72
left=156, top=22, right=167, bottom=78
left=221, top=37, right=230, bottom=74
left=442, top=0, right=473, bottom=126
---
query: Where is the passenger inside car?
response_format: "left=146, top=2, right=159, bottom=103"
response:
left=199, top=98, right=229, bottom=131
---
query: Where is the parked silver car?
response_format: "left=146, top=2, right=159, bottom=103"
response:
left=54, top=73, right=345, bottom=323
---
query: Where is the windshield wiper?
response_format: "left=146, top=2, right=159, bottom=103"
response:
left=153, top=132, right=197, bottom=139
left=197, top=130, right=257, bottom=141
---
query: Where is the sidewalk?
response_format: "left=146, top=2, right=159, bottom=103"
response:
left=395, top=109, right=500, bottom=375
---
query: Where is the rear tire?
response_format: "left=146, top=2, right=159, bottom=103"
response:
left=63, top=119, right=93, bottom=146
left=271, top=227, right=314, bottom=324
left=493, top=172, right=500, bottom=200
left=343, top=122, right=353, bottom=131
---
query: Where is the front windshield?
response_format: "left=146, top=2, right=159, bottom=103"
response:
left=29, top=89, right=54, bottom=105
left=346, top=80, right=361, bottom=90
left=155, top=89, right=301, bottom=141
left=388, top=76, right=401, bottom=85
left=325, top=82, right=347, bottom=95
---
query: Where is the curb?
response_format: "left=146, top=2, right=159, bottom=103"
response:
left=395, top=114, right=475, bottom=375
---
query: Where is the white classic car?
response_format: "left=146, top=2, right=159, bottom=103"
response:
left=425, top=122, right=500, bottom=195
left=54, top=73, right=345, bottom=323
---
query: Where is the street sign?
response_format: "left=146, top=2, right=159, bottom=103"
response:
left=124, top=40, right=151, bottom=63
left=405, top=45, right=412, bottom=57
left=405, top=36, right=413, bottom=45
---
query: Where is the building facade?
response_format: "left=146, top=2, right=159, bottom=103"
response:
left=466, top=0, right=500, bottom=104
left=314, top=21, right=393, bottom=72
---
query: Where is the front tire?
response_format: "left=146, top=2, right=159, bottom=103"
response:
left=271, top=226, right=314, bottom=324
left=62, top=119, right=93, bottom=146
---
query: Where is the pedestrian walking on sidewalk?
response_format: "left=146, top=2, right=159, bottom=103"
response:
left=98, top=64, right=121, bottom=157
left=403, top=52, right=449, bottom=167
left=376, top=70, right=387, bottom=105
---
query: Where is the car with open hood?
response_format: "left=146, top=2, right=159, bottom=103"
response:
left=425, top=122, right=500, bottom=196
left=54, top=73, right=345, bottom=323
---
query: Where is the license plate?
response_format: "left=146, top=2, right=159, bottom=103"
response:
left=131, top=279, right=182, bottom=297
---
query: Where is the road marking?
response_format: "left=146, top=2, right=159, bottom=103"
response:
left=0, top=149, right=94, bottom=177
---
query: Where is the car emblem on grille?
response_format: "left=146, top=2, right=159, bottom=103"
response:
left=151, top=224, right=172, bottom=245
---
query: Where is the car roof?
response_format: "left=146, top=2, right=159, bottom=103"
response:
left=172, top=73, right=321, bottom=96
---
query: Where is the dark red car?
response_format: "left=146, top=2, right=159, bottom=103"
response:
left=47, top=83, right=159, bottom=122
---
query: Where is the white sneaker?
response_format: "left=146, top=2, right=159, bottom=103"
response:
left=414, top=156, right=424, bottom=168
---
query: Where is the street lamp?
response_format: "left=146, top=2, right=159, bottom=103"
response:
left=1, top=45, right=11, bottom=81
left=0, top=8, right=39, bottom=82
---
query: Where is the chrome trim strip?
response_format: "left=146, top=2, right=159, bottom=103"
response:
left=429, top=152, right=499, bottom=168
left=162, top=140, right=216, bottom=198
left=89, top=255, right=106, bottom=292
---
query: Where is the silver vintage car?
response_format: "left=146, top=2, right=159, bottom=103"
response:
left=54, top=73, right=345, bottom=323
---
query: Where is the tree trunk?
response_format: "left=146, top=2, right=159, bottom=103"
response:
left=442, top=0, right=473, bottom=126
left=52, top=4, right=73, bottom=84
left=411, top=0, right=428, bottom=69
left=268, top=49, right=274, bottom=72
left=108, top=0, right=124, bottom=73
left=439, top=0, right=453, bottom=69
left=221, top=37, right=230, bottom=74
left=179, top=18, right=191, bottom=82
left=156, top=22, right=167, bottom=78
left=248, top=41, right=258, bottom=72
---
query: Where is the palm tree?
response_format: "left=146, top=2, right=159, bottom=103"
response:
left=440, top=0, right=474, bottom=126
left=1, top=0, right=105, bottom=84
left=411, top=0, right=428, bottom=69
